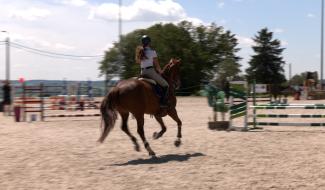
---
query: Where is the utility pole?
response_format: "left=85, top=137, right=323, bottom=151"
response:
left=118, top=0, right=122, bottom=40
left=321, top=0, right=324, bottom=89
left=1, top=31, right=10, bottom=81
left=289, top=63, right=292, bottom=82
left=104, top=0, right=122, bottom=93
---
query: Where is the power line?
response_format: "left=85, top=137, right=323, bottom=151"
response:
left=11, top=42, right=104, bottom=58
left=10, top=44, right=102, bottom=60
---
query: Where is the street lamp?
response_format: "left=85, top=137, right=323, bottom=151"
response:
left=1, top=30, right=10, bottom=81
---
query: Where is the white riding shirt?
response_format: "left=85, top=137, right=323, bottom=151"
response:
left=141, top=47, right=157, bottom=69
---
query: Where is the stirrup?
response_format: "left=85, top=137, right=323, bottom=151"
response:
left=160, top=104, right=169, bottom=108
left=160, top=99, right=169, bottom=108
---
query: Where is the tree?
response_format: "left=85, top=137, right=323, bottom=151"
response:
left=214, top=30, right=242, bottom=83
left=99, top=46, right=124, bottom=90
left=246, top=28, right=286, bottom=98
left=289, top=73, right=305, bottom=86
left=99, top=22, right=242, bottom=95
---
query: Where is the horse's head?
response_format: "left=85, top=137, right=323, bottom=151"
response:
left=163, top=58, right=181, bottom=90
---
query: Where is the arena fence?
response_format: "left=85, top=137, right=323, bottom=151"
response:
left=14, top=83, right=101, bottom=122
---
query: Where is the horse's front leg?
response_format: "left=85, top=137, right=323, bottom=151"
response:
left=168, top=108, right=182, bottom=147
left=135, top=114, right=156, bottom=157
left=153, top=116, right=167, bottom=139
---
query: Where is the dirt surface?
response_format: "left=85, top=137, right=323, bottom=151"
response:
left=1, top=97, right=325, bottom=190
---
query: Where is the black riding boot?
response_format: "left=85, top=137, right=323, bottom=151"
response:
left=160, top=87, right=169, bottom=108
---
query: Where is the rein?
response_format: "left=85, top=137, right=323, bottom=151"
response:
left=162, top=62, right=178, bottom=91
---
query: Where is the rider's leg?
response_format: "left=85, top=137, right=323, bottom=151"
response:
left=141, top=68, right=169, bottom=106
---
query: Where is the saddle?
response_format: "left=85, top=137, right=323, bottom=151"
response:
left=137, top=77, right=169, bottom=117
left=137, top=77, right=164, bottom=98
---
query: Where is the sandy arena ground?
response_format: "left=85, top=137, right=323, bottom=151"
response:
left=2, top=97, right=325, bottom=190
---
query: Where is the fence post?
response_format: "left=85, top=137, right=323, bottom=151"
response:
left=252, top=80, right=257, bottom=129
left=243, top=94, right=248, bottom=131
left=22, top=82, right=27, bottom=122
left=40, top=83, right=44, bottom=121
left=228, top=96, right=233, bottom=130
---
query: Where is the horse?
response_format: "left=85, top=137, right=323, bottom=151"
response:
left=99, top=58, right=182, bottom=157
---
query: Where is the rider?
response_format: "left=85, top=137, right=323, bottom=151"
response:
left=136, top=35, right=169, bottom=107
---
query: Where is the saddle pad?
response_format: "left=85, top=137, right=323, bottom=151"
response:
left=138, top=78, right=157, bottom=85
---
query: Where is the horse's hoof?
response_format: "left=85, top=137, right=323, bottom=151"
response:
left=151, top=155, right=158, bottom=159
left=149, top=151, right=156, bottom=157
left=134, top=145, right=140, bottom=152
left=174, top=139, right=182, bottom=147
left=153, top=132, right=159, bottom=139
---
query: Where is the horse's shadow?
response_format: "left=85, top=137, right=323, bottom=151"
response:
left=111, top=152, right=205, bottom=166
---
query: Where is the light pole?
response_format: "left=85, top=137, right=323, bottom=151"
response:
left=1, top=31, right=10, bottom=81
left=118, top=0, right=122, bottom=41
left=105, top=0, right=122, bottom=93
left=289, top=63, right=292, bottom=82
left=321, top=0, right=324, bottom=89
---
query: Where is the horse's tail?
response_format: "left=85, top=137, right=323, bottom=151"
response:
left=98, top=87, right=119, bottom=143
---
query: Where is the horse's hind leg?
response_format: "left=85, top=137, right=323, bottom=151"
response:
left=153, top=116, right=166, bottom=140
left=168, top=108, right=182, bottom=147
left=135, top=114, right=156, bottom=157
left=120, top=112, right=140, bottom=152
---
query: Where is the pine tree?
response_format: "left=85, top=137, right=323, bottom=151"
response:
left=246, top=28, right=286, bottom=97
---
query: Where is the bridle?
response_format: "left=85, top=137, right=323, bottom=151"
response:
left=163, top=60, right=181, bottom=90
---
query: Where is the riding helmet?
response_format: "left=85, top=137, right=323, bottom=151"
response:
left=141, top=35, right=151, bottom=46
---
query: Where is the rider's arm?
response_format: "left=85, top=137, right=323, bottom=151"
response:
left=153, top=57, right=163, bottom=74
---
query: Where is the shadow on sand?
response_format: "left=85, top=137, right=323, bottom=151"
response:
left=112, top=152, right=205, bottom=166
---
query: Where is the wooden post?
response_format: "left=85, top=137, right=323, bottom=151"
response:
left=228, top=96, right=233, bottom=130
left=22, top=82, right=26, bottom=122
left=40, top=83, right=44, bottom=121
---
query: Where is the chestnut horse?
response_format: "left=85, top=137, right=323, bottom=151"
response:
left=99, top=58, right=182, bottom=157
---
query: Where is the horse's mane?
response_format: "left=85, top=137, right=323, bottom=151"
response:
left=162, top=61, right=171, bottom=74
left=162, top=59, right=180, bottom=75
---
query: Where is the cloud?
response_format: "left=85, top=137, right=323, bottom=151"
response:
left=54, top=43, right=76, bottom=50
left=307, top=13, right=315, bottom=18
left=6, top=32, right=75, bottom=51
left=0, top=0, right=204, bottom=80
left=61, top=0, right=88, bottom=7
left=273, top=28, right=285, bottom=34
left=102, top=43, right=114, bottom=51
left=218, top=19, right=227, bottom=25
left=217, top=2, right=225, bottom=8
left=89, top=0, right=190, bottom=22
left=281, top=40, right=288, bottom=46
left=217, top=0, right=245, bottom=9
left=236, top=35, right=255, bottom=47
left=10, top=7, right=51, bottom=21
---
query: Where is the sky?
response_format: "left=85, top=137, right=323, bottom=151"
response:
left=0, top=0, right=322, bottom=81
